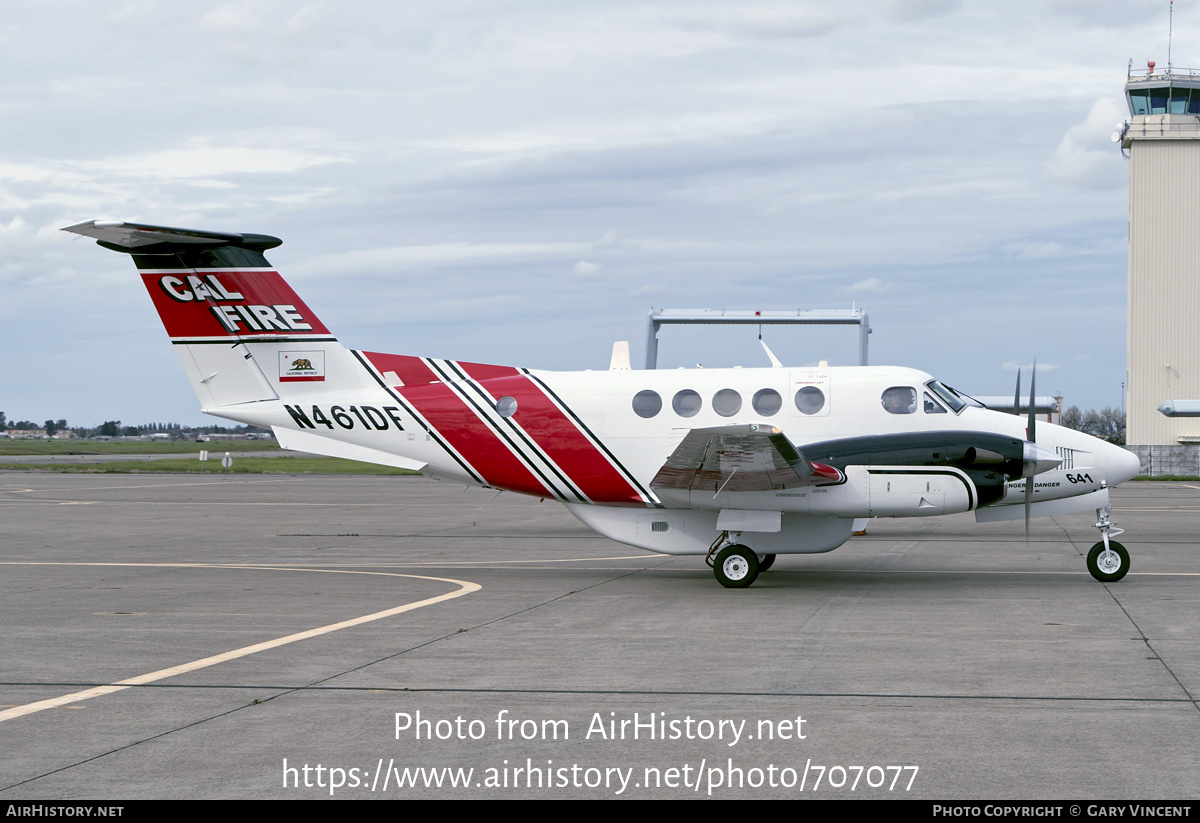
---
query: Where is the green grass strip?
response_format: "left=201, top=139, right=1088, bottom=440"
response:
left=0, top=456, right=418, bottom=475
left=0, top=440, right=281, bottom=456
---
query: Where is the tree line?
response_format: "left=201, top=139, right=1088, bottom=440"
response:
left=0, top=412, right=266, bottom=438
left=1059, top=406, right=1126, bottom=445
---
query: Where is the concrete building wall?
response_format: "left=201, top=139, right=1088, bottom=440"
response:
left=1127, top=118, right=1200, bottom=445
left=1126, top=444, right=1200, bottom=476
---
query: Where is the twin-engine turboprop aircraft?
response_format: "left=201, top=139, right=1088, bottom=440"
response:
left=64, top=220, right=1142, bottom=588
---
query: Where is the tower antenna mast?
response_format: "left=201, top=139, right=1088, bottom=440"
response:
left=1169, top=0, right=1174, bottom=70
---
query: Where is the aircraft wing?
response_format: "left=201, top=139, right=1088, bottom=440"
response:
left=650, top=425, right=843, bottom=492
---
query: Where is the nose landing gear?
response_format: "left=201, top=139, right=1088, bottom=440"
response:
left=1087, top=502, right=1129, bottom=582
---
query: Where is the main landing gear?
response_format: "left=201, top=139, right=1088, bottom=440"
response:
left=705, top=532, right=771, bottom=588
left=1087, top=502, right=1129, bottom=583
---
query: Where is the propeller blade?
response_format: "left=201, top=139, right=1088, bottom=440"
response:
left=1027, top=359, right=1037, bottom=443
left=1025, top=473, right=1033, bottom=544
left=1013, top=368, right=1021, bottom=416
left=1025, top=360, right=1036, bottom=545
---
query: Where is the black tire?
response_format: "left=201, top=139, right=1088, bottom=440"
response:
left=757, top=553, right=777, bottom=572
left=1087, top=540, right=1129, bottom=582
left=714, top=545, right=758, bottom=588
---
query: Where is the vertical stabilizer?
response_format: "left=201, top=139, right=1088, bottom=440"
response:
left=62, top=220, right=366, bottom=410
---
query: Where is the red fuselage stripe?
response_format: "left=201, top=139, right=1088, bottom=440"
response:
left=459, top=368, right=645, bottom=506
left=360, top=352, right=553, bottom=497
left=360, top=352, right=441, bottom=387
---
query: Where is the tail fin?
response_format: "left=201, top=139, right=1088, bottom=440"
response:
left=62, top=220, right=366, bottom=410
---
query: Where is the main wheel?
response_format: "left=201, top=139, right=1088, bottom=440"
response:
left=757, top=553, right=777, bottom=572
left=714, top=545, right=758, bottom=588
left=1087, top=540, right=1129, bottom=582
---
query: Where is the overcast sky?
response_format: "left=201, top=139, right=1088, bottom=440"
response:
left=2, top=1, right=1178, bottom=427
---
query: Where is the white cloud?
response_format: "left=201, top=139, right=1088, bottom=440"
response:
left=1002, top=360, right=1062, bottom=373
left=89, top=140, right=345, bottom=180
left=593, top=230, right=632, bottom=250
left=295, top=242, right=586, bottom=278
left=849, top=278, right=893, bottom=294
left=573, top=260, right=603, bottom=279
left=201, top=4, right=259, bottom=30
left=1048, top=97, right=1128, bottom=189
left=629, top=284, right=666, bottom=297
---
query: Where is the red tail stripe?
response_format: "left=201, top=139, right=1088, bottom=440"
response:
left=141, top=270, right=330, bottom=338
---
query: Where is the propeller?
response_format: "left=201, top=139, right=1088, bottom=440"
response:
left=1012, top=361, right=1060, bottom=543
left=1025, top=361, right=1035, bottom=544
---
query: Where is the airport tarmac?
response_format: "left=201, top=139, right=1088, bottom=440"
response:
left=0, top=472, right=1197, bottom=800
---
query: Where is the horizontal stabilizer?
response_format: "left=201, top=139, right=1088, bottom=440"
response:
left=63, top=220, right=281, bottom=255
left=651, top=425, right=843, bottom=492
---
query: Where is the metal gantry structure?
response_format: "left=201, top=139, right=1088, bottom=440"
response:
left=644, top=308, right=871, bottom=370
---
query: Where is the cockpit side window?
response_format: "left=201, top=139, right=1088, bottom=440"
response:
left=923, top=392, right=947, bottom=414
left=881, top=386, right=916, bottom=415
left=924, top=379, right=980, bottom=413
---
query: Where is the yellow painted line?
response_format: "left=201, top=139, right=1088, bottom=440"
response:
left=258, top=554, right=667, bottom=566
left=0, top=501, right=417, bottom=507
left=0, top=563, right=480, bottom=724
left=2, top=479, right=301, bottom=493
left=1115, top=507, right=1200, bottom=511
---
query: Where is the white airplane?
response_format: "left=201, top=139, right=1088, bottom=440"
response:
left=64, top=220, right=1143, bottom=588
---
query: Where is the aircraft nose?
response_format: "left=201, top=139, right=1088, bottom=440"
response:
left=1107, top=444, right=1142, bottom=485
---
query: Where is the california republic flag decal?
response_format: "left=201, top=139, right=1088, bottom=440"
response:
left=279, top=351, right=325, bottom=382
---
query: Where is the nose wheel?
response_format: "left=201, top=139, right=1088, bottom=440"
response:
left=1088, top=502, right=1130, bottom=582
left=1087, top=541, right=1129, bottom=582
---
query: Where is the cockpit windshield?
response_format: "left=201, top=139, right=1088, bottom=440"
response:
left=924, top=379, right=983, bottom=414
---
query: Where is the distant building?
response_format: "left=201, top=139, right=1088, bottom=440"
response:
left=1122, top=61, right=1200, bottom=444
left=4, top=430, right=76, bottom=440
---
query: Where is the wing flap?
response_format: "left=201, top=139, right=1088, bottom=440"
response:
left=651, top=425, right=842, bottom=492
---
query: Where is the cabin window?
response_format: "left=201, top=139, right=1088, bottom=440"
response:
left=632, top=390, right=662, bottom=418
left=496, top=396, right=518, bottom=418
left=712, top=388, right=742, bottom=417
left=673, top=389, right=702, bottom=417
left=881, top=386, right=916, bottom=415
left=794, top=386, right=825, bottom=415
left=752, top=388, right=782, bottom=416
left=923, top=392, right=947, bottom=414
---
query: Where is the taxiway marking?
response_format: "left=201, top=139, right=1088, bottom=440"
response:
left=0, top=563, right=480, bottom=723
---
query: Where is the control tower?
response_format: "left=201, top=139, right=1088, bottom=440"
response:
left=1121, top=60, right=1200, bottom=445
